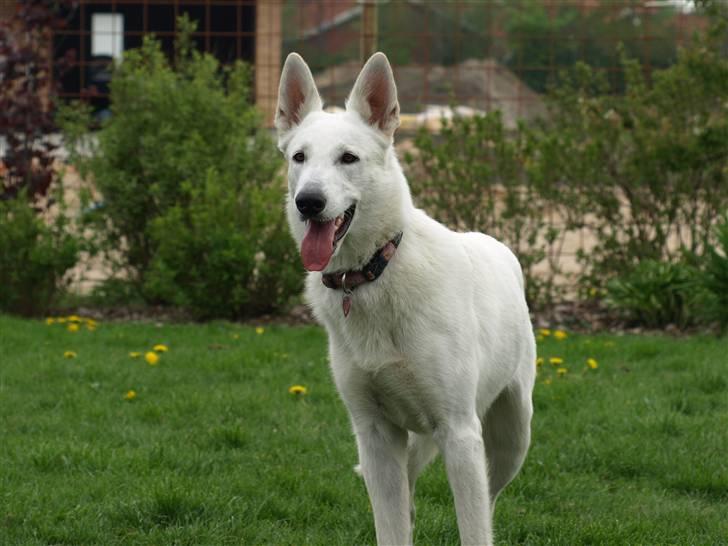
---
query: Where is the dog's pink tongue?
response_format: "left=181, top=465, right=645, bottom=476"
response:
left=301, top=220, right=337, bottom=271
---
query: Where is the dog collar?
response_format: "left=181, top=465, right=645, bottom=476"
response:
left=321, top=231, right=403, bottom=317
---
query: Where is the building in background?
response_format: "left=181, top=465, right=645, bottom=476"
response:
left=0, top=0, right=281, bottom=124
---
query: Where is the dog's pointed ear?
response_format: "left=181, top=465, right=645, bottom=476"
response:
left=275, top=53, right=322, bottom=137
left=346, top=52, right=400, bottom=139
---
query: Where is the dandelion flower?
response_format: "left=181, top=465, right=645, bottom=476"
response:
left=557, top=367, right=568, bottom=377
left=145, top=352, right=159, bottom=366
left=63, top=350, right=77, bottom=359
left=67, top=323, right=80, bottom=333
left=587, top=358, right=598, bottom=369
left=538, top=328, right=551, bottom=337
left=46, top=317, right=55, bottom=325
left=255, top=326, right=265, bottom=335
left=86, top=323, right=97, bottom=332
left=288, top=385, right=307, bottom=395
left=536, top=335, right=545, bottom=342
left=549, top=357, right=563, bottom=366
left=536, top=357, right=544, bottom=367
left=58, top=317, right=67, bottom=324
left=231, top=333, right=240, bottom=340
left=543, top=378, right=552, bottom=385
left=153, top=344, right=168, bottom=353
left=68, top=315, right=82, bottom=323
left=129, top=352, right=141, bottom=359
left=553, top=330, right=568, bottom=341
left=123, top=390, right=137, bottom=401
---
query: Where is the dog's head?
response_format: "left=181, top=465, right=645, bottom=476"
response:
left=275, top=52, right=401, bottom=272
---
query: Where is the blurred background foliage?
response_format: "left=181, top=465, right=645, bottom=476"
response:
left=1, top=0, right=726, bottom=329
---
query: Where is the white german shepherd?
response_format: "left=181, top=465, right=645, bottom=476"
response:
left=276, top=52, right=535, bottom=546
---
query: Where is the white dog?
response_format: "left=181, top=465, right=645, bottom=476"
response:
left=276, top=52, right=535, bottom=546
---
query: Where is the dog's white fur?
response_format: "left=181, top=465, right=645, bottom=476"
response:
left=276, top=52, right=535, bottom=546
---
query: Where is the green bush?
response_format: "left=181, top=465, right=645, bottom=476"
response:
left=145, top=169, right=300, bottom=319
left=538, top=38, right=728, bottom=288
left=605, top=260, right=704, bottom=329
left=65, top=17, right=301, bottom=317
left=0, top=191, right=80, bottom=316
left=703, top=213, right=728, bottom=332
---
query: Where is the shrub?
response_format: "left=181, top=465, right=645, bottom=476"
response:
left=65, top=17, right=301, bottom=317
left=605, top=260, right=704, bottom=329
left=537, top=37, right=728, bottom=289
left=703, top=214, right=728, bottom=332
left=0, top=1, right=74, bottom=202
left=0, top=191, right=80, bottom=316
left=0, top=1, right=82, bottom=316
left=145, top=169, right=300, bottom=319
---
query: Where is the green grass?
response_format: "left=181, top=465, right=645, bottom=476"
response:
left=1, top=315, right=727, bottom=545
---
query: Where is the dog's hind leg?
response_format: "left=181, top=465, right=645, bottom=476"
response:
left=406, top=433, right=438, bottom=536
left=434, top=416, right=493, bottom=545
left=482, top=376, right=533, bottom=508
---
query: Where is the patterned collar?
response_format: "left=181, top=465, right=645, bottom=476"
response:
left=321, top=232, right=403, bottom=317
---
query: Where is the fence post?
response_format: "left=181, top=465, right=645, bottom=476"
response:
left=360, top=0, right=378, bottom=63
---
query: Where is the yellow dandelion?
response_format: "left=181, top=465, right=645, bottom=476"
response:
left=543, top=378, right=552, bottom=385
left=587, top=358, right=599, bottom=369
left=288, top=385, right=307, bottom=395
left=557, top=367, right=568, bottom=377
left=67, top=315, right=82, bottom=323
left=145, top=351, right=160, bottom=366
left=538, top=328, right=551, bottom=337
left=255, top=326, right=265, bottom=335
left=231, top=333, right=240, bottom=340
left=153, top=344, right=168, bottom=353
left=45, top=317, right=55, bottom=325
left=553, top=330, right=568, bottom=341
left=536, top=357, right=544, bottom=367
left=63, top=350, right=77, bottom=359
left=549, top=357, right=564, bottom=366
left=57, top=317, right=67, bottom=324
left=67, top=323, right=80, bottom=333
left=86, top=323, right=97, bottom=332
left=123, top=390, right=137, bottom=401
left=129, top=352, right=141, bottom=359
left=536, top=335, right=545, bottom=342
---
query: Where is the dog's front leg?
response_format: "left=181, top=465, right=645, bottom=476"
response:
left=354, top=416, right=411, bottom=546
left=434, top=418, right=493, bottom=546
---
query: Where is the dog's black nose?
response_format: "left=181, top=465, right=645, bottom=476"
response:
left=296, top=190, right=326, bottom=218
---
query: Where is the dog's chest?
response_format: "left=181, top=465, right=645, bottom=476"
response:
left=366, top=360, right=436, bottom=434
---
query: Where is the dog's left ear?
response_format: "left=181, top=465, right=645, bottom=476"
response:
left=346, top=52, right=400, bottom=139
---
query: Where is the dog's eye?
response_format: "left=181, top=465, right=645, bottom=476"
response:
left=292, top=151, right=305, bottom=163
left=341, top=152, right=359, bottom=164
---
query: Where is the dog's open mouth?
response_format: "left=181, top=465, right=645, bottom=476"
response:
left=301, top=204, right=356, bottom=272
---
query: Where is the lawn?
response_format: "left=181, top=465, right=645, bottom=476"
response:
left=1, top=314, right=727, bottom=545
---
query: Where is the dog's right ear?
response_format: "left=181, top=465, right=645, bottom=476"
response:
left=275, top=53, right=322, bottom=138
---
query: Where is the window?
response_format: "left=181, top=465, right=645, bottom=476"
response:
left=91, top=13, right=124, bottom=59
